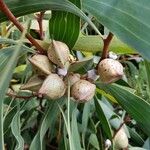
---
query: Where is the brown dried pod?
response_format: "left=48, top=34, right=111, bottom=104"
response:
left=28, top=54, right=53, bottom=75
left=47, top=40, right=70, bottom=68
left=113, top=127, right=128, bottom=150
left=20, top=75, right=44, bottom=92
left=38, top=74, right=66, bottom=99
left=71, top=79, right=96, bottom=103
left=98, top=58, right=124, bottom=84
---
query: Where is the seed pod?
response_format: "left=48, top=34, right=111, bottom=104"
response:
left=48, top=40, right=70, bottom=68
left=28, top=54, right=53, bottom=75
left=65, top=73, right=80, bottom=87
left=113, top=127, right=128, bottom=150
left=20, top=75, right=44, bottom=92
left=71, top=79, right=96, bottom=103
left=98, top=58, right=124, bottom=84
left=38, top=74, right=66, bottom=99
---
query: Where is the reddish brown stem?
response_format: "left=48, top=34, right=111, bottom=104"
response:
left=0, top=0, right=45, bottom=54
left=96, top=32, right=114, bottom=69
left=101, top=32, right=114, bottom=60
left=36, top=11, right=45, bottom=40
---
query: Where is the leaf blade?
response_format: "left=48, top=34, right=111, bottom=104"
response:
left=49, top=0, right=81, bottom=49
left=97, top=83, right=150, bottom=136
left=94, top=96, right=113, bottom=140
left=11, top=108, right=24, bottom=150
left=83, top=0, right=150, bottom=59
left=0, top=0, right=100, bottom=35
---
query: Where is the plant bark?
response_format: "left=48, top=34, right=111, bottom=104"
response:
left=0, top=0, right=46, bottom=54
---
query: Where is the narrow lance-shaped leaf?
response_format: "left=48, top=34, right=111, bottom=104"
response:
left=0, top=46, right=34, bottom=74
left=30, top=100, right=64, bottom=150
left=144, top=60, right=150, bottom=97
left=11, top=108, right=24, bottom=150
left=0, top=44, right=25, bottom=150
left=94, top=96, right=113, bottom=140
left=96, top=83, right=150, bottom=136
left=71, top=108, right=82, bottom=150
left=0, top=0, right=100, bottom=35
left=83, top=0, right=150, bottom=60
left=49, top=0, right=81, bottom=49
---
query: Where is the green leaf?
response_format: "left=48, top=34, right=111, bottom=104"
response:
left=4, top=102, right=18, bottom=134
left=71, top=108, right=82, bottom=150
left=96, top=88, right=117, bottom=103
left=68, top=57, right=93, bottom=73
left=125, top=61, right=138, bottom=88
left=39, top=101, right=62, bottom=149
left=143, top=138, right=150, bottom=150
left=0, top=38, right=17, bottom=45
left=129, top=148, right=146, bottom=150
left=49, top=0, right=81, bottom=49
left=94, top=96, right=113, bottom=140
left=83, top=0, right=150, bottom=59
left=30, top=100, right=64, bottom=150
left=96, top=83, right=150, bottom=136
left=89, top=134, right=100, bottom=150
left=144, top=60, right=150, bottom=98
left=73, top=35, right=135, bottom=54
left=0, top=0, right=100, bottom=35
left=0, top=38, right=35, bottom=53
left=0, top=46, right=34, bottom=75
left=0, top=43, right=25, bottom=149
left=81, top=102, right=91, bottom=135
left=31, top=34, right=135, bottom=54
left=127, top=127, right=144, bottom=146
left=99, top=100, right=121, bottom=129
left=11, top=107, right=24, bottom=150
left=29, top=132, right=40, bottom=150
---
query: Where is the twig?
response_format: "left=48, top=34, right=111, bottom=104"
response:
left=96, top=32, right=114, bottom=69
left=0, top=0, right=46, bottom=54
left=101, top=32, right=114, bottom=60
left=6, top=92, right=37, bottom=100
left=36, top=11, right=45, bottom=40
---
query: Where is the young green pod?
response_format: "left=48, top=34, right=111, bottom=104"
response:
left=47, top=40, right=70, bottom=68
left=114, top=127, right=128, bottom=150
left=98, top=58, right=124, bottom=84
left=38, top=74, right=66, bottom=99
left=71, top=79, right=96, bottom=103
left=28, top=54, right=53, bottom=75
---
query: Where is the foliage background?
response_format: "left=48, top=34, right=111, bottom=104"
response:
left=0, top=0, right=150, bottom=150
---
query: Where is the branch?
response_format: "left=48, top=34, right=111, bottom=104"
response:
left=101, top=32, right=114, bottom=60
left=95, top=32, right=114, bottom=69
left=0, top=0, right=46, bottom=54
left=36, top=11, right=45, bottom=40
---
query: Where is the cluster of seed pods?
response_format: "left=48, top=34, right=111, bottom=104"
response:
left=20, top=40, right=124, bottom=102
